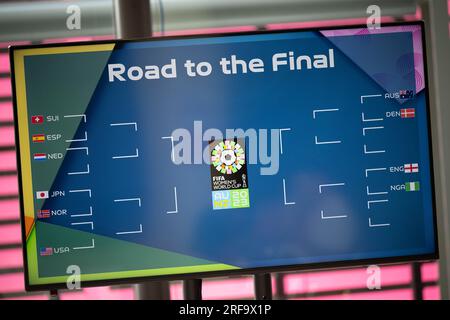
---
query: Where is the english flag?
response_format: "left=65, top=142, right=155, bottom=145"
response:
left=400, top=108, right=415, bottom=118
left=31, top=115, right=44, bottom=124
left=404, top=163, right=419, bottom=173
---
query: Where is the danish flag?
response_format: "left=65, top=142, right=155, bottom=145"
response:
left=400, top=108, right=415, bottom=118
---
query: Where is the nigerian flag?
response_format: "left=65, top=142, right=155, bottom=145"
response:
left=405, top=181, right=420, bottom=192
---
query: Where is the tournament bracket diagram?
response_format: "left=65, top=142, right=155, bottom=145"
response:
left=16, top=24, right=436, bottom=284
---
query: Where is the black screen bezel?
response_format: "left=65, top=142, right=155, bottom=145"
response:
left=9, top=20, right=439, bottom=292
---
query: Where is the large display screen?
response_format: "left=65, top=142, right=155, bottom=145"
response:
left=10, top=22, right=438, bottom=290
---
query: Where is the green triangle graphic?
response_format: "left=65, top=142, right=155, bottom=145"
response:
left=25, top=50, right=114, bottom=211
left=28, top=221, right=238, bottom=285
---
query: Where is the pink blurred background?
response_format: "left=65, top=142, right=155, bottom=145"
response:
left=0, top=3, right=446, bottom=300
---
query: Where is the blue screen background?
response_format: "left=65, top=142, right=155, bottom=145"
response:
left=27, top=27, right=436, bottom=276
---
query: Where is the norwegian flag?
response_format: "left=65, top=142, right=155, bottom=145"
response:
left=37, top=209, right=50, bottom=219
left=400, top=108, right=415, bottom=118
left=404, top=163, right=419, bottom=173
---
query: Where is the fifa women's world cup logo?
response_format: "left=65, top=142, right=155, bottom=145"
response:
left=209, top=138, right=250, bottom=210
left=211, top=140, right=245, bottom=175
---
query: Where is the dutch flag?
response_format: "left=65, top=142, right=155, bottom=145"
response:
left=33, top=153, right=46, bottom=161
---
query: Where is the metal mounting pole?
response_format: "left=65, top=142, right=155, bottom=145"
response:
left=136, top=280, right=171, bottom=300
left=183, top=279, right=202, bottom=300
left=421, top=0, right=450, bottom=300
left=49, top=289, right=59, bottom=300
left=113, top=0, right=170, bottom=300
left=274, top=273, right=286, bottom=300
left=113, top=0, right=152, bottom=40
left=411, top=263, right=424, bottom=300
left=254, top=273, right=272, bottom=300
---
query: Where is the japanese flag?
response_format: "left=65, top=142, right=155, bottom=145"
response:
left=36, top=191, right=49, bottom=199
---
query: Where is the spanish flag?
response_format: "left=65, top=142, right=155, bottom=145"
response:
left=32, top=134, right=45, bottom=143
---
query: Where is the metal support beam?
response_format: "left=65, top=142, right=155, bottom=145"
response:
left=113, top=0, right=170, bottom=300
left=274, top=273, right=286, bottom=300
left=0, top=0, right=114, bottom=42
left=0, top=0, right=417, bottom=42
left=49, top=289, right=59, bottom=300
left=254, top=273, right=272, bottom=300
left=421, top=0, right=450, bottom=300
left=113, top=0, right=152, bottom=39
left=137, top=281, right=171, bottom=300
left=183, top=279, right=202, bottom=300
left=411, top=263, right=423, bottom=300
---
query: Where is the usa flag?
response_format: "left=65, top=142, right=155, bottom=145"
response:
left=39, top=247, right=53, bottom=256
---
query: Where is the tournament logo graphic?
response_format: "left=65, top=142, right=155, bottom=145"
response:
left=211, top=140, right=245, bottom=175
left=209, top=138, right=250, bottom=210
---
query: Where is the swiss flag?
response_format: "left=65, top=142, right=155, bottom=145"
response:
left=31, top=115, right=44, bottom=124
